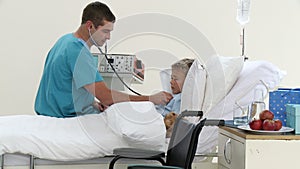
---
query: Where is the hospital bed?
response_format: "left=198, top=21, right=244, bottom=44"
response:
left=161, top=55, right=284, bottom=155
left=0, top=56, right=284, bottom=169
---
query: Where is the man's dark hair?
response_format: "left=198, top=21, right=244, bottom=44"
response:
left=81, top=1, right=116, bottom=27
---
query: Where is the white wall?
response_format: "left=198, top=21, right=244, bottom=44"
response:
left=0, top=0, right=299, bottom=115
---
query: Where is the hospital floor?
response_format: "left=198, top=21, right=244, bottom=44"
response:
left=2, top=156, right=218, bottom=169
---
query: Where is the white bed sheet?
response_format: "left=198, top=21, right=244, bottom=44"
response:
left=0, top=101, right=166, bottom=161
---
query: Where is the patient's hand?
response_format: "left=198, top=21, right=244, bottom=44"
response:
left=149, top=91, right=173, bottom=105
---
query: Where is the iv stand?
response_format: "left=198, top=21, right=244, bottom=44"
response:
left=240, top=26, right=248, bottom=61
left=237, top=0, right=250, bottom=61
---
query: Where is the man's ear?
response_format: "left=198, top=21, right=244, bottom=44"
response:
left=86, top=20, right=94, bottom=30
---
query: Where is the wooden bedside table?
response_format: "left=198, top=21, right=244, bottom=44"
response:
left=218, top=126, right=300, bottom=169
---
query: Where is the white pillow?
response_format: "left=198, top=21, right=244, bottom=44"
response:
left=159, top=68, right=172, bottom=93
left=180, top=59, right=207, bottom=112
left=207, top=60, right=286, bottom=119
left=104, top=101, right=166, bottom=151
left=196, top=60, right=285, bottom=155
left=201, top=56, right=244, bottom=113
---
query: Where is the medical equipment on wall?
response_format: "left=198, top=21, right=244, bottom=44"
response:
left=89, top=27, right=143, bottom=95
left=236, top=0, right=251, bottom=60
left=93, top=53, right=144, bottom=94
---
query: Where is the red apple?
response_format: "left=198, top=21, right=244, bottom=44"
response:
left=274, top=119, right=283, bottom=131
left=259, top=110, right=274, bottom=121
left=249, top=119, right=263, bottom=130
left=262, top=119, right=276, bottom=131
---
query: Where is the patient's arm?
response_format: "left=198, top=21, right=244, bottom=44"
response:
left=84, top=81, right=173, bottom=106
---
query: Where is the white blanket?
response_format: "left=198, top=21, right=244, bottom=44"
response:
left=0, top=101, right=166, bottom=161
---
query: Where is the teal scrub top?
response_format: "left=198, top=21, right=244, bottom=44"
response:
left=35, top=33, right=103, bottom=118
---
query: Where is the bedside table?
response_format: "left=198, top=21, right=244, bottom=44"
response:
left=218, top=126, right=300, bottom=169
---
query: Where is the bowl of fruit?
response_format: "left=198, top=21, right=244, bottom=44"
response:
left=237, top=110, right=294, bottom=134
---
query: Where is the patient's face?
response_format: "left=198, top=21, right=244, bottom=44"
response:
left=170, top=68, right=186, bottom=94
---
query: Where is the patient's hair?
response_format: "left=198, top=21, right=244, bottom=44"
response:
left=81, top=1, right=116, bottom=27
left=171, top=58, right=195, bottom=76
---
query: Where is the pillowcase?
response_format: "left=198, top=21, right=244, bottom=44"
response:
left=160, top=68, right=172, bottom=93
left=196, top=60, right=285, bottom=155
left=207, top=60, right=286, bottom=119
left=104, top=101, right=166, bottom=151
left=180, top=59, right=207, bottom=112
left=201, top=56, right=244, bottom=113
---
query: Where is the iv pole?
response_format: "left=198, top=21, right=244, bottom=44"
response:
left=237, top=0, right=250, bottom=61
left=241, top=27, right=248, bottom=60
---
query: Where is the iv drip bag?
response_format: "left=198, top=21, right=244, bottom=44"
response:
left=237, top=0, right=251, bottom=26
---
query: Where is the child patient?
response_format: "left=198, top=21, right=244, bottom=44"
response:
left=156, top=58, right=194, bottom=136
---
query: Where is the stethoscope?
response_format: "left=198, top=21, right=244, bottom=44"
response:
left=88, top=28, right=142, bottom=96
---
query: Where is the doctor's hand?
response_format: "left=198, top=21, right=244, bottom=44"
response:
left=93, top=101, right=109, bottom=112
left=149, top=91, right=173, bottom=105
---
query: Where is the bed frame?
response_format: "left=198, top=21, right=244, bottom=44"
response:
left=0, top=153, right=217, bottom=169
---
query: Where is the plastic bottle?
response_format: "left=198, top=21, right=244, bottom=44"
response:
left=236, top=0, right=251, bottom=26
